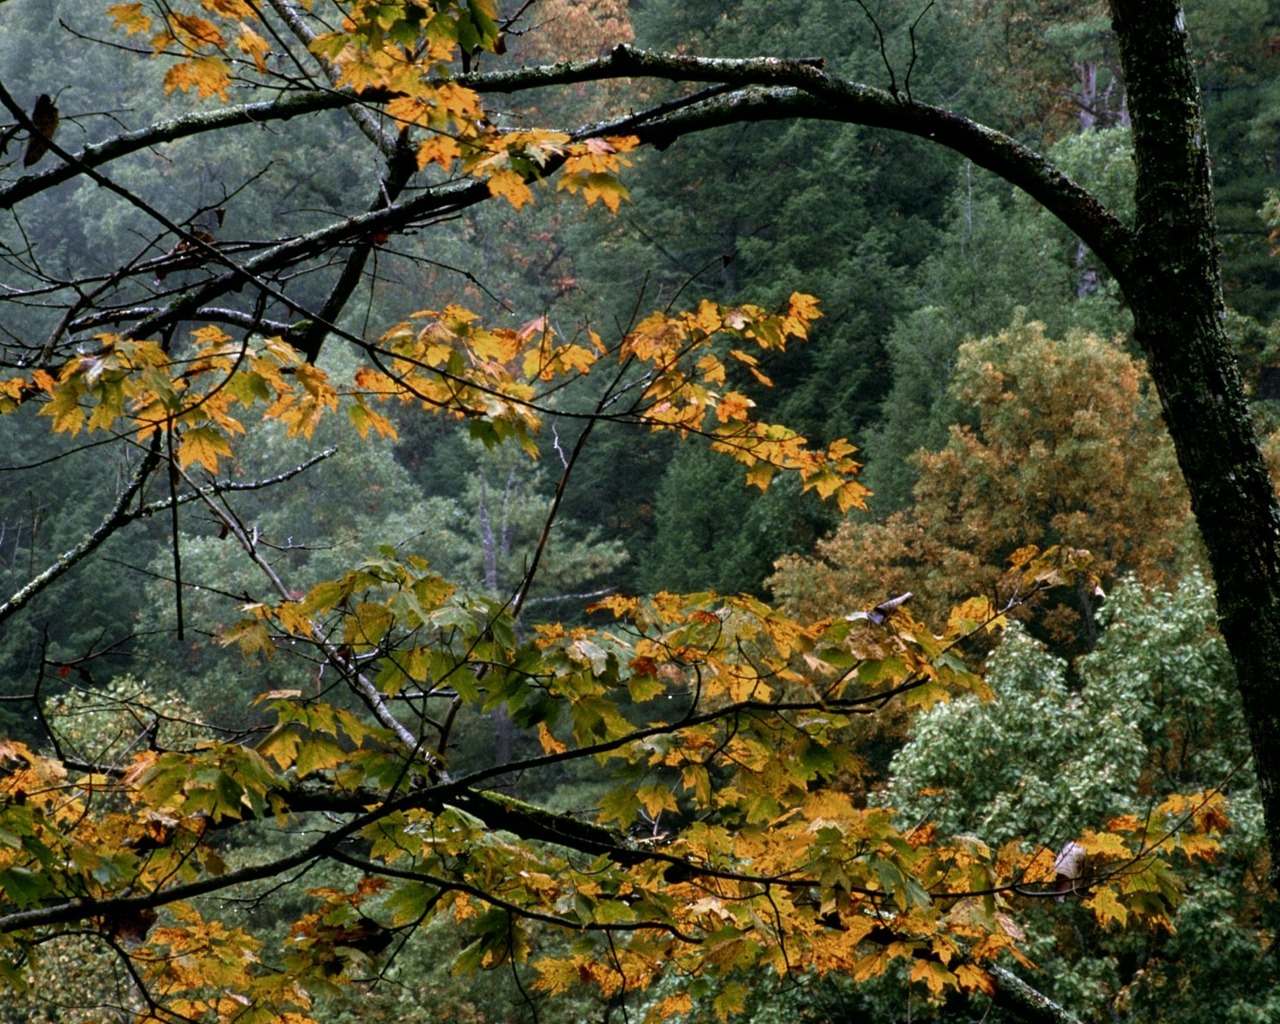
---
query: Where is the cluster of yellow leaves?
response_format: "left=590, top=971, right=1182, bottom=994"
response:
left=351, top=293, right=866, bottom=502
left=1070, top=791, right=1231, bottom=929
left=556, top=135, right=638, bottom=212
left=530, top=794, right=1227, bottom=1017
left=0, top=733, right=327, bottom=1020
left=107, top=0, right=272, bottom=100
left=0, top=295, right=856, bottom=519
left=357, top=305, right=557, bottom=454
left=140, top=902, right=313, bottom=1021
left=616, top=293, right=868, bottom=511
left=449, top=131, right=638, bottom=211
left=106, top=2, right=638, bottom=213
left=528, top=782, right=1227, bottom=1016
left=0, top=328, right=392, bottom=474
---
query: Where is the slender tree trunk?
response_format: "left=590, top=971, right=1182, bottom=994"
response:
left=1109, top=0, right=1280, bottom=877
left=1077, top=61, right=1098, bottom=129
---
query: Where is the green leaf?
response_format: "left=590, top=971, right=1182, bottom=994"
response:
left=0, top=867, right=51, bottom=908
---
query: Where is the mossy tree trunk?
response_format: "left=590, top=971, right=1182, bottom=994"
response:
left=1107, top=0, right=1280, bottom=877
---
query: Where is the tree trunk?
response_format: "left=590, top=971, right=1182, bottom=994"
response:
left=1108, top=0, right=1280, bottom=878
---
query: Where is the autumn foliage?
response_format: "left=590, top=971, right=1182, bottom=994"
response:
left=772, top=320, right=1193, bottom=646
left=0, top=3, right=1237, bottom=1023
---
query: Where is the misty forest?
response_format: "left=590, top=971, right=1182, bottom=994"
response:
left=3, top=1, right=1280, bottom=1022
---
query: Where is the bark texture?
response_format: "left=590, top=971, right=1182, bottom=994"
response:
left=1108, top=0, right=1280, bottom=879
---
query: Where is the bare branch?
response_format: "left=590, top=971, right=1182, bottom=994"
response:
left=0, top=438, right=162, bottom=624
left=0, top=88, right=385, bottom=210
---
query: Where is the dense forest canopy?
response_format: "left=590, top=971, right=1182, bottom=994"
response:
left=2, top=1, right=1280, bottom=1022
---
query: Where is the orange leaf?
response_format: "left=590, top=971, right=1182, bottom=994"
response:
left=486, top=168, right=534, bottom=209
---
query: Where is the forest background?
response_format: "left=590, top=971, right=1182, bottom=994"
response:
left=2, top=1, right=1280, bottom=1023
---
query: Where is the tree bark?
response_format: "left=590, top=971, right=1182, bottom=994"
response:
left=988, top=966, right=1087, bottom=1024
left=1106, top=0, right=1280, bottom=881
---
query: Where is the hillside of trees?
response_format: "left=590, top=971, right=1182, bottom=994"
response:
left=2, top=1, right=1280, bottom=1022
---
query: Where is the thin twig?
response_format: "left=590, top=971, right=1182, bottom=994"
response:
left=849, top=0, right=899, bottom=100
left=904, top=0, right=936, bottom=103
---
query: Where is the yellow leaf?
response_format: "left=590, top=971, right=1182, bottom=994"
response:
left=206, top=0, right=257, bottom=20
left=955, top=963, right=995, bottom=995
left=591, top=176, right=631, bottom=213
left=947, top=596, right=1000, bottom=635
left=191, top=324, right=234, bottom=347
left=0, top=376, right=30, bottom=413
left=1077, top=830, right=1134, bottom=857
left=107, top=2, right=152, bottom=35
left=348, top=398, right=399, bottom=441
left=416, top=134, right=463, bottom=170
left=176, top=424, right=233, bottom=472
left=295, top=734, right=348, bottom=777
left=1084, top=886, right=1128, bottom=928
left=851, top=947, right=891, bottom=982
left=712, top=982, right=749, bottom=1020
left=218, top=619, right=273, bottom=658
left=910, top=959, right=957, bottom=995
left=745, top=462, right=775, bottom=491
left=170, top=13, right=226, bottom=47
left=40, top=382, right=87, bottom=435
left=237, top=24, right=272, bottom=72
left=536, top=722, right=566, bottom=755
left=164, top=56, right=232, bottom=100
left=636, top=784, right=679, bottom=818
left=273, top=601, right=315, bottom=638
left=486, top=168, right=534, bottom=209
left=715, top=391, right=755, bottom=423
left=1177, top=833, right=1221, bottom=861
left=646, top=994, right=693, bottom=1022
left=256, top=724, right=302, bottom=770
left=563, top=136, right=636, bottom=175
left=835, top=479, right=871, bottom=513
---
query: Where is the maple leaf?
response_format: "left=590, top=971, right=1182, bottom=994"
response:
left=536, top=722, right=567, bottom=755
left=485, top=168, right=535, bottom=209
left=347, top=397, right=399, bottom=440
left=170, top=12, right=226, bottom=48
left=955, top=963, right=996, bottom=994
left=416, top=133, right=464, bottom=170
left=237, top=23, right=272, bottom=71
left=910, top=958, right=957, bottom=995
left=176, top=424, right=233, bottom=472
left=39, top=380, right=88, bottom=435
left=1083, top=886, right=1129, bottom=928
left=164, top=56, right=232, bottom=100
left=649, top=993, right=694, bottom=1021
left=205, top=0, right=257, bottom=17
left=106, top=2, right=152, bottom=35
left=558, top=171, right=631, bottom=212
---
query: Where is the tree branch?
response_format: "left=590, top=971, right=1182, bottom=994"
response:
left=461, top=46, right=1134, bottom=277
left=0, top=439, right=161, bottom=624
left=0, top=88, right=390, bottom=210
left=0, top=444, right=334, bottom=626
left=988, top=965, right=1089, bottom=1024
